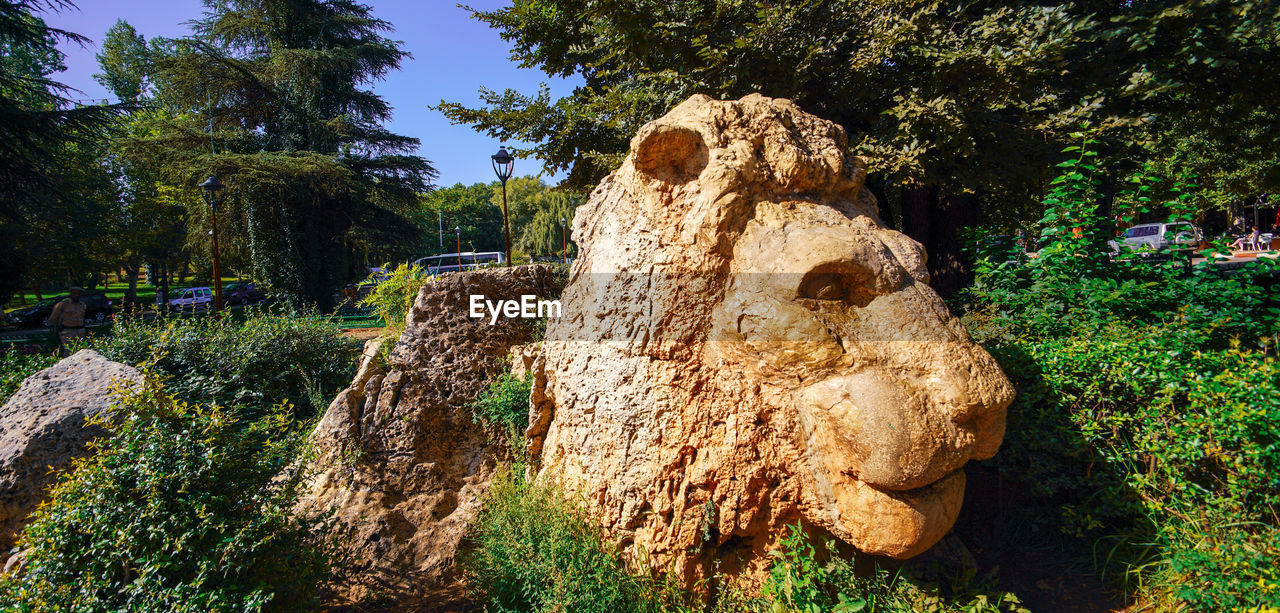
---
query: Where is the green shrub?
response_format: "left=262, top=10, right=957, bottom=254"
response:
left=961, top=136, right=1280, bottom=609
left=360, top=262, right=429, bottom=334
left=0, top=376, right=331, bottom=612
left=973, top=321, right=1280, bottom=609
left=0, top=349, right=57, bottom=405
left=467, top=470, right=1022, bottom=613
left=92, top=311, right=358, bottom=419
left=471, top=373, right=532, bottom=442
left=464, top=465, right=687, bottom=613
left=752, top=524, right=1026, bottom=613
left=761, top=524, right=876, bottom=613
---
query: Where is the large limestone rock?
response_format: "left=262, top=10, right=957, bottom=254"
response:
left=299, top=266, right=556, bottom=606
left=0, top=350, right=142, bottom=551
left=528, top=94, right=1015, bottom=583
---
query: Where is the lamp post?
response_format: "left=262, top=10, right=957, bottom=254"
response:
left=491, top=145, right=515, bottom=266
left=455, top=226, right=462, bottom=270
left=199, top=175, right=226, bottom=314
left=560, top=217, right=567, bottom=264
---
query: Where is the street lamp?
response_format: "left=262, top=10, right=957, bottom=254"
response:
left=455, top=226, right=462, bottom=271
left=560, top=217, right=567, bottom=265
left=199, top=175, right=226, bottom=314
left=491, top=145, right=515, bottom=266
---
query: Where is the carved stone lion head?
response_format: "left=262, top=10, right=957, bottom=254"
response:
left=529, top=93, right=1014, bottom=583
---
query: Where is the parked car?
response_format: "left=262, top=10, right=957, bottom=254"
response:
left=412, top=251, right=506, bottom=275
left=1109, top=222, right=1202, bottom=254
left=223, top=282, right=266, bottom=306
left=167, top=287, right=213, bottom=311
left=4, top=293, right=114, bottom=328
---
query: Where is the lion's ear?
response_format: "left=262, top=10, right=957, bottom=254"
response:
left=631, top=123, right=708, bottom=184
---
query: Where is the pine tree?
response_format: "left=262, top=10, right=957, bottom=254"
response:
left=0, top=0, right=121, bottom=301
left=133, top=0, right=436, bottom=308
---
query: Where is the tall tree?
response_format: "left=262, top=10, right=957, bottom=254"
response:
left=418, top=182, right=502, bottom=254
left=94, top=19, right=149, bottom=103
left=441, top=0, right=1279, bottom=295
left=515, top=189, right=581, bottom=258
left=0, top=0, right=121, bottom=302
left=135, top=0, right=436, bottom=308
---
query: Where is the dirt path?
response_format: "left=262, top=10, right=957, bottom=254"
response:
left=342, top=327, right=385, bottom=342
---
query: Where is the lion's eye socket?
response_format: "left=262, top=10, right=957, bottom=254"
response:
left=800, top=273, right=845, bottom=301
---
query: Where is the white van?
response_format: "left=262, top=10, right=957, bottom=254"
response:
left=167, top=287, right=213, bottom=311
left=413, top=252, right=506, bottom=275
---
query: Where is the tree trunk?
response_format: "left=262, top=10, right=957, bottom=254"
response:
left=122, top=262, right=140, bottom=309
left=158, top=262, right=170, bottom=307
left=900, top=180, right=935, bottom=254
left=930, top=191, right=977, bottom=298
left=1098, top=172, right=1116, bottom=237
left=867, top=174, right=896, bottom=231
left=898, top=181, right=976, bottom=299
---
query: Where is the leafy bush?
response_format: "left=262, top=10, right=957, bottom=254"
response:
left=464, top=465, right=687, bottom=613
left=0, top=376, right=331, bottom=611
left=360, top=262, right=429, bottom=334
left=760, top=525, right=878, bottom=613
left=467, top=469, right=1023, bottom=613
left=471, top=373, right=532, bottom=441
left=92, top=311, right=358, bottom=419
left=0, top=349, right=57, bottom=405
left=756, top=525, right=1027, bottom=613
left=961, top=136, right=1280, bottom=609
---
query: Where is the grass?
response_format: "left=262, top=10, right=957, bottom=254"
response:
left=4, top=276, right=243, bottom=312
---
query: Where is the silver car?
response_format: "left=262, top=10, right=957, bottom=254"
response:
left=1109, top=222, right=1202, bottom=254
left=167, top=287, right=213, bottom=311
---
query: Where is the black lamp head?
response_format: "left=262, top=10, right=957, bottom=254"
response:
left=491, top=145, right=515, bottom=181
left=199, top=175, right=224, bottom=193
left=199, top=175, right=225, bottom=210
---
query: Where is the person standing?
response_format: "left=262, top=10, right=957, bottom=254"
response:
left=48, top=287, right=87, bottom=348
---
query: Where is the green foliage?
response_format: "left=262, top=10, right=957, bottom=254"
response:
left=761, top=525, right=870, bottom=613
left=515, top=190, right=581, bottom=258
left=753, top=524, right=1027, bottom=613
left=415, top=178, right=581, bottom=259
left=464, top=465, right=688, bottom=613
left=417, top=181, right=502, bottom=253
left=0, top=349, right=57, bottom=405
left=443, top=0, right=1278, bottom=197
left=120, top=0, right=436, bottom=308
left=966, top=137, right=1279, bottom=345
left=445, top=0, right=1280, bottom=293
left=963, top=144, right=1280, bottom=609
left=359, top=262, right=428, bottom=332
left=94, top=19, right=150, bottom=102
left=470, top=373, right=532, bottom=442
left=91, top=311, right=358, bottom=419
left=0, top=1, right=122, bottom=302
left=467, top=472, right=1024, bottom=613
left=0, top=376, right=331, bottom=611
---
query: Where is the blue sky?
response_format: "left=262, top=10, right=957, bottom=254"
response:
left=44, top=0, right=581, bottom=187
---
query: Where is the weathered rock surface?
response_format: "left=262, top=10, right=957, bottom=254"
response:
left=507, top=344, right=539, bottom=381
left=528, top=94, right=1015, bottom=584
left=298, top=266, right=556, bottom=605
left=0, top=349, right=142, bottom=551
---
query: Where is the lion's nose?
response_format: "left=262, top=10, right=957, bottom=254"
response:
left=798, top=370, right=972, bottom=491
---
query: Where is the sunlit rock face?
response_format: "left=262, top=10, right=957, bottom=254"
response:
left=298, top=266, right=556, bottom=606
left=527, top=93, right=1014, bottom=584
